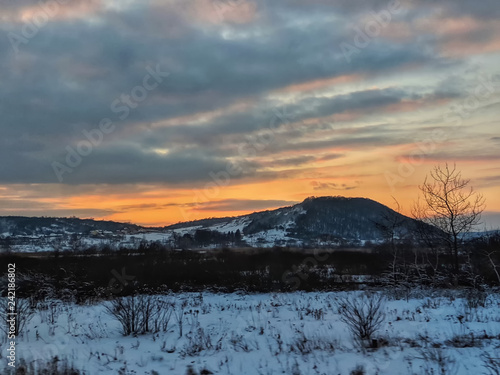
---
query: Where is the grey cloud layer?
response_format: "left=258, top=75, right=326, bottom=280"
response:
left=0, top=0, right=495, bottom=185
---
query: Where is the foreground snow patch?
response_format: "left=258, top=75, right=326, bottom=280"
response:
left=3, top=291, right=500, bottom=374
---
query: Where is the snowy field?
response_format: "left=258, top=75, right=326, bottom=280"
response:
left=3, top=290, right=500, bottom=375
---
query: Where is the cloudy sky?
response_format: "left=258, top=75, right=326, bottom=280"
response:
left=1, top=0, right=499, bottom=227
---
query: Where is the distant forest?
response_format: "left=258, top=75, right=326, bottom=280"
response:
left=1, top=231, right=499, bottom=304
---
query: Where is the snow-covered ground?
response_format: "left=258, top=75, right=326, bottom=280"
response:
left=3, top=290, right=500, bottom=374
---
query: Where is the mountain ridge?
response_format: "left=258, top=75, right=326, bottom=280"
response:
left=166, top=196, right=419, bottom=246
left=0, top=196, right=434, bottom=251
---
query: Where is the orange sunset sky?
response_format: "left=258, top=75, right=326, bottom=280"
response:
left=1, top=0, right=499, bottom=228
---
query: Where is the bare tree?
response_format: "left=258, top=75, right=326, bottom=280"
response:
left=105, top=296, right=142, bottom=336
left=413, top=163, right=485, bottom=279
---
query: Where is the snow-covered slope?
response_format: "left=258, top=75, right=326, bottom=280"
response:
left=165, top=196, right=424, bottom=248
left=0, top=196, right=433, bottom=252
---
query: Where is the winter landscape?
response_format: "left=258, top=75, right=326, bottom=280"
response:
left=2, top=191, right=500, bottom=374
left=2, top=0, right=500, bottom=374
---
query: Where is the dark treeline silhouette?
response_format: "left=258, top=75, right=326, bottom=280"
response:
left=0, top=216, right=142, bottom=236
left=1, top=245, right=386, bottom=302
left=1, top=232, right=499, bottom=304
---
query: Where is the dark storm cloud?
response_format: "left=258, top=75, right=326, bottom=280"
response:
left=254, top=154, right=344, bottom=169
left=274, top=0, right=500, bottom=20
left=414, top=0, right=500, bottom=20
left=311, top=182, right=358, bottom=191
left=265, top=135, right=393, bottom=155
left=316, top=154, right=345, bottom=162
left=0, top=208, right=115, bottom=218
left=418, top=152, right=500, bottom=163
left=0, top=0, right=495, bottom=186
left=192, top=199, right=297, bottom=212
left=139, top=86, right=447, bottom=152
left=0, top=198, right=114, bottom=217
left=261, top=155, right=317, bottom=168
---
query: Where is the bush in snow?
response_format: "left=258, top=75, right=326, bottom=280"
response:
left=336, top=292, right=385, bottom=347
left=0, top=298, right=34, bottom=337
left=350, top=364, right=365, bottom=375
left=6, top=356, right=82, bottom=375
left=104, top=295, right=173, bottom=336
